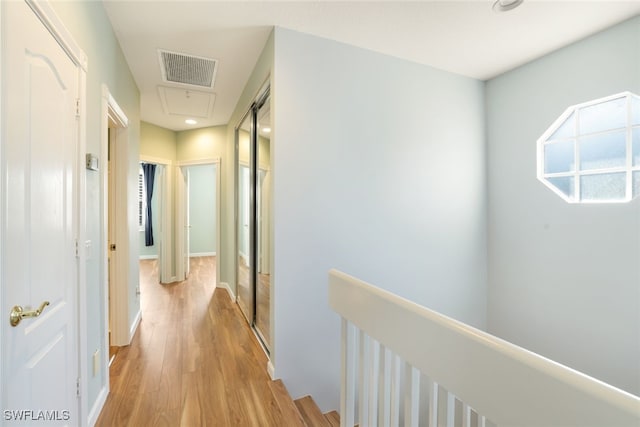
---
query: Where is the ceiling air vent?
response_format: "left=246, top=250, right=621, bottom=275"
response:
left=158, top=49, right=218, bottom=89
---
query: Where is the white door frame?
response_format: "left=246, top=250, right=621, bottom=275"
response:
left=95, top=86, right=129, bottom=424
left=0, top=0, right=88, bottom=424
left=140, top=155, right=173, bottom=283
left=176, top=159, right=221, bottom=285
left=100, top=87, right=129, bottom=353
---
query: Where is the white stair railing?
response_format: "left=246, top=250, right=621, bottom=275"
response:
left=328, top=269, right=640, bottom=427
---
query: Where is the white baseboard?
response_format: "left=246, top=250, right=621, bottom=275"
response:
left=217, top=282, right=235, bottom=300
left=129, top=309, right=142, bottom=343
left=190, top=252, right=216, bottom=257
left=88, top=385, right=108, bottom=426
left=139, top=254, right=158, bottom=260
left=160, top=276, right=177, bottom=285
left=267, top=360, right=275, bottom=380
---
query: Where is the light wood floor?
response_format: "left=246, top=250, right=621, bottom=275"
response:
left=237, top=257, right=271, bottom=348
left=96, top=257, right=287, bottom=426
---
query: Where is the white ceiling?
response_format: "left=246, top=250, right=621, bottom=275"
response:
left=102, top=1, right=640, bottom=131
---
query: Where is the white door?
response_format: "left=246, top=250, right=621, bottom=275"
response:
left=182, top=167, right=191, bottom=277
left=2, top=2, right=80, bottom=425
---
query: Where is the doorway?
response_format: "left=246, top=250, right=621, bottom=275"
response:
left=235, top=84, right=272, bottom=351
left=176, top=160, right=221, bottom=284
left=104, top=89, right=130, bottom=359
left=138, top=161, right=165, bottom=285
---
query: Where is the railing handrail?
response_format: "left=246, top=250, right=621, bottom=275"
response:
left=329, top=269, right=640, bottom=426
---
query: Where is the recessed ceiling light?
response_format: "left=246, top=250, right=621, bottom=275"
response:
left=262, top=127, right=271, bottom=133
left=492, top=0, right=524, bottom=12
left=185, top=119, right=197, bottom=125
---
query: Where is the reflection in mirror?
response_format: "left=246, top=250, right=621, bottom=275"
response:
left=234, top=86, right=271, bottom=353
left=236, top=113, right=253, bottom=324
left=255, top=99, right=271, bottom=349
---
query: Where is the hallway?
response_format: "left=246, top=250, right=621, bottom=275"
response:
left=96, top=257, right=287, bottom=426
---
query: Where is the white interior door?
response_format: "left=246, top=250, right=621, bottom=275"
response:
left=155, top=165, right=164, bottom=276
left=184, top=168, right=190, bottom=277
left=2, top=1, right=80, bottom=425
left=175, top=166, right=190, bottom=281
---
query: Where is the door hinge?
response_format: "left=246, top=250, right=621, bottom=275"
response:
left=110, top=244, right=116, bottom=251
left=75, top=240, right=79, bottom=258
left=76, top=378, right=80, bottom=397
left=75, top=98, right=80, bottom=117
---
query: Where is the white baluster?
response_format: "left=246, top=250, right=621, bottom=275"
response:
left=379, top=346, right=392, bottom=427
left=427, top=378, right=438, bottom=427
left=446, top=392, right=455, bottom=427
left=478, top=415, right=487, bottom=427
left=462, top=403, right=472, bottom=427
left=358, top=333, right=369, bottom=427
left=403, top=363, right=420, bottom=427
left=390, top=354, right=400, bottom=426
left=368, top=338, right=380, bottom=426
left=341, top=318, right=357, bottom=427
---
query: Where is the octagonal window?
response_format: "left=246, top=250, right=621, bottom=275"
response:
left=537, top=92, right=640, bottom=203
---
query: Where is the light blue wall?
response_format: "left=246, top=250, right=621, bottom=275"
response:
left=50, top=0, right=140, bottom=418
left=272, top=28, right=487, bottom=411
left=486, top=17, right=640, bottom=395
left=187, top=164, right=216, bottom=255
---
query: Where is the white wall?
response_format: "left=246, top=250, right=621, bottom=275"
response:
left=486, top=17, right=640, bottom=395
left=272, top=28, right=487, bottom=411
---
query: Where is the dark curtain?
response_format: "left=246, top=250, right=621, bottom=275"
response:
left=142, top=163, right=156, bottom=246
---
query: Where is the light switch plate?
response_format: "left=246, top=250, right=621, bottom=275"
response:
left=86, top=153, right=99, bottom=171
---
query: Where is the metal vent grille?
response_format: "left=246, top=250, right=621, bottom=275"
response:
left=158, top=49, right=217, bottom=89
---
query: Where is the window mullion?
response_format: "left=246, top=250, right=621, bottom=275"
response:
left=538, top=92, right=638, bottom=203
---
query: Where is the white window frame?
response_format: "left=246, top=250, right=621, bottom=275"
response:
left=537, top=91, right=640, bottom=203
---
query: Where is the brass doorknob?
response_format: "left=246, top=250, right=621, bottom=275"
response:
left=10, top=301, right=50, bottom=327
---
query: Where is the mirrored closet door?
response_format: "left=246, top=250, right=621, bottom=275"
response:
left=236, top=112, right=253, bottom=325
left=235, top=84, right=271, bottom=352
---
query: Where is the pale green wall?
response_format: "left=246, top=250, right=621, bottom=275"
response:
left=177, top=125, right=227, bottom=161
left=187, top=165, right=217, bottom=254
left=139, top=122, right=177, bottom=260
left=49, top=1, right=140, bottom=419
left=258, top=135, right=271, bottom=167
left=272, top=27, right=486, bottom=412
left=238, top=129, right=251, bottom=164
left=486, top=16, right=640, bottom=395
left=141, top=121, right=176, bottom=160
left=139, top=123, right=225, bottom=271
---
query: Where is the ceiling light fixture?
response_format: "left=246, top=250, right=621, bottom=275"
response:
left=492, top=0, right=524, bottom=12
left=185, top=119, right=197, bottom=125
